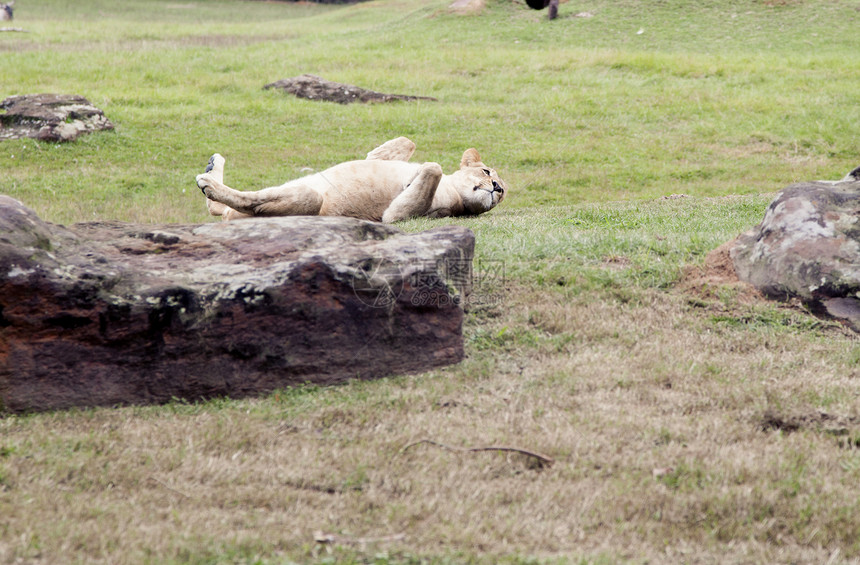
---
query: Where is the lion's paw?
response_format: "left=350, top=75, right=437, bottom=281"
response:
left=196, top=173, right=214, bottom=195
left=205, top=153, right=225, bottom=174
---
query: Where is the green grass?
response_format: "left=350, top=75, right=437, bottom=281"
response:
left=402, top=195, right=772, bottom=291
left=3, top=0, right=859, bottom=223
left=3, top=0, right=860, bottom=563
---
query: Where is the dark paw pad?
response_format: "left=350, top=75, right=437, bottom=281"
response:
left=205, top=156, right=215, bottom=173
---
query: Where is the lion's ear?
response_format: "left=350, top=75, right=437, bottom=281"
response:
left=460, top=148, right=482, bottom=169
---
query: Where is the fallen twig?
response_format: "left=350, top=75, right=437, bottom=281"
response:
left=282, top=478, right=340, bottom=495
left=146, top=476, right=193, bottom=499
left=0, top=27, right=28, bottom=32
left=400, top=439, right=554, bottom=467
left=314, top=531, right=406, bottom=545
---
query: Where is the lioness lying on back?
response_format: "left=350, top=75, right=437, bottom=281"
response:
left=195, top=137, right=507, bottom=223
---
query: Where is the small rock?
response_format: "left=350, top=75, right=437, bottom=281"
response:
left=0, top=94, right=114, bottom=142
left=264, top=74, right=437, bottom=105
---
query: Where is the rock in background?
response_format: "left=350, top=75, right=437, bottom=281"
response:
left=0, top=94, right=114, bottom=142
left=264, top=74, right=437, bottom=104
left=731, top=172, right=860, bottom=330
left=0, top=196, right=473, bottom=413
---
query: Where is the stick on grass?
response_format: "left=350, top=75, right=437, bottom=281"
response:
left=314, top=531, right=406, bottom=545
left=400, top=439, right=554, bottom=467
left=146, top=476, right=193, bottom=499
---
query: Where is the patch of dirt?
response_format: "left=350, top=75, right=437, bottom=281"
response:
left=0, top=34, right=294, bottom=53
left=676, top=239, right=764, bottom=304
left=708, top=139, right=829, bottom=167
left=264, top=74, right=438, bottom=105
left=600, top=255, right=632, bottom=271
left=449, top=0, right=485, bottom=13
left=760, top=409, right=860, bottom=437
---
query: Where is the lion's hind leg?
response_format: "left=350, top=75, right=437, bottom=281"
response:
left=196, top=165, right=324, bottom=219
left=200, top=154, right=233, bottom=217
left=366, top=137, right=416, bottom=162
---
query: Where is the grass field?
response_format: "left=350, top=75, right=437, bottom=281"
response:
left=2, top=0, right=860, bottom=563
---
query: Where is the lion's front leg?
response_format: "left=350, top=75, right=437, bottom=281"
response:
left=381, top=162, right=442, bottom=223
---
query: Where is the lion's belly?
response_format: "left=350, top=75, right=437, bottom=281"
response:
left=313, top=160, right=420, bottom=221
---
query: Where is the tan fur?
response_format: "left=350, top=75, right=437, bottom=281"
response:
left=195, top=137, right=507, bottom=223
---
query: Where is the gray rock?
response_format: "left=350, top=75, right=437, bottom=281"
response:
left=0, top=196, right=474, bottom=413
left=0, top=94, right=114, bottom=142
left=264, top=74, right=437, bottom=105
left=731, top=176, right=860, bottom=329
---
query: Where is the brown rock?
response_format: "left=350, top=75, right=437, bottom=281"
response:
left=264, top=74, right=437, bottom=105
left=0, top=94, right=114, bottom=142
left=0, top=196, right=474, bottom=413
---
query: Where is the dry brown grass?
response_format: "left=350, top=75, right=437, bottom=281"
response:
left=2, top=281, right=859, bottom=564
left=5, top=0, right=860, bottom=561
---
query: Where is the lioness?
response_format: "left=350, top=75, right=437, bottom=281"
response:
left=195, top=136, right=507, bottom=223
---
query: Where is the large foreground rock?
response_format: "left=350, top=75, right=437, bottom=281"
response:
left=0, top=196, right=474, bottom=413
left=731, top=171, right=860, bottom=330
left=0, top=94, right=114, bottom=142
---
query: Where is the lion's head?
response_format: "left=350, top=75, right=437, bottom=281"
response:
left=449, top=148, right=507, bottom=215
